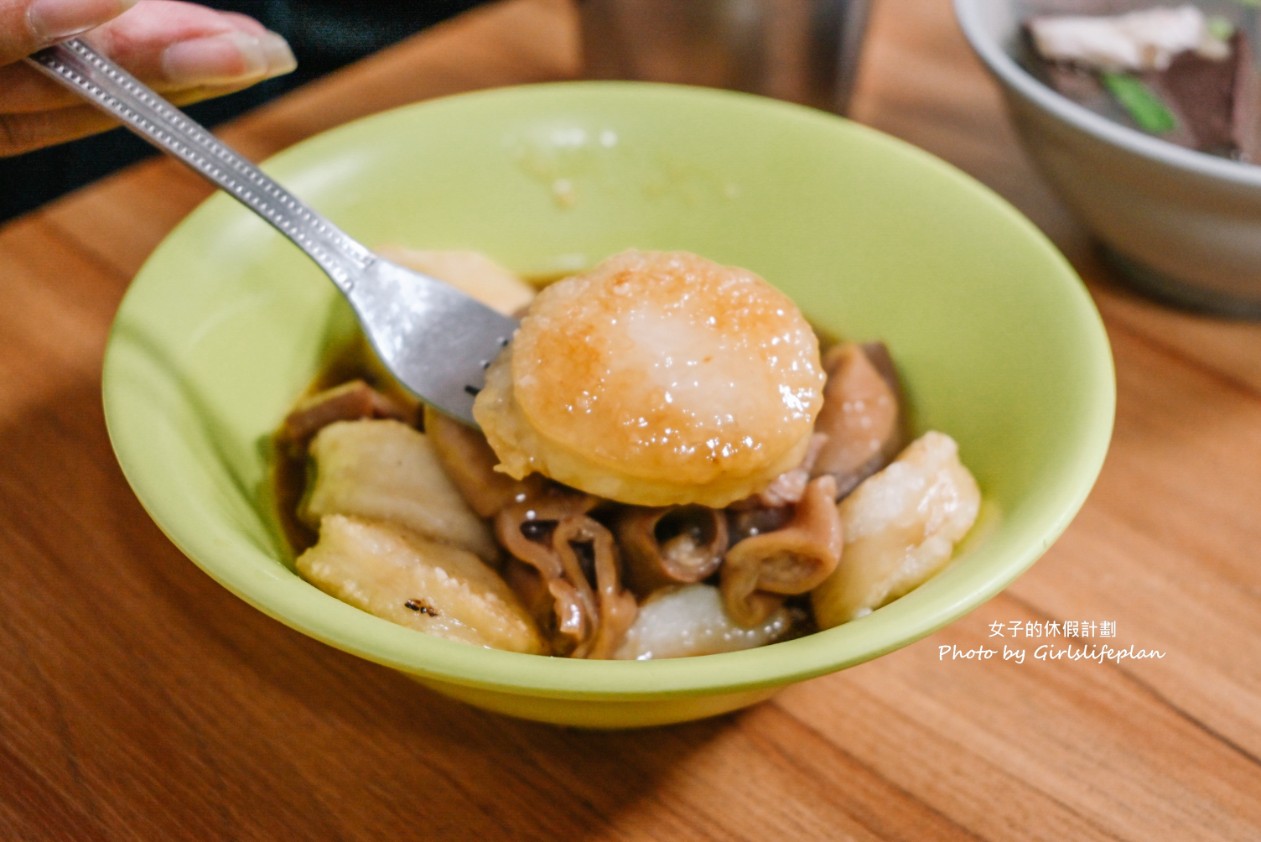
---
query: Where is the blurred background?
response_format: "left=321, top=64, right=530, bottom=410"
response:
left=0, top=0, right=485, bottom=222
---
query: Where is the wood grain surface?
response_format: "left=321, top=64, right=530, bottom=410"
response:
left=1, top=1, right=1258, bottom=839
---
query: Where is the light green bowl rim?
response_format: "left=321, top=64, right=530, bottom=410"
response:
left=104, top=81, right=1115, bottom=701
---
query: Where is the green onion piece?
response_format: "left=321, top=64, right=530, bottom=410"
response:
left=1100, top=72, right=1178, bottom=135
left=1206, top=15, right=1237, bottom=42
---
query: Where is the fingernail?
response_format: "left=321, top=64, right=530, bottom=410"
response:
left=162, top=31, right=294, bottom=86
left=260, top=31, right=297, bottom=75
left=28, top=0, right=137, bottom=42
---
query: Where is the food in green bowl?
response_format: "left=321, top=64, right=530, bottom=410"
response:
left=103, top=82, right=1114, bottom=728
left=275, top=246, right=982, bottom=660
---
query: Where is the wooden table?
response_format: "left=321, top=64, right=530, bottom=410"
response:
left=2, top=1, right=1258, bottom=838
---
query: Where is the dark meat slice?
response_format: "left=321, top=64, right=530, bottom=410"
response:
left=1030, top=26, right=1258, bottom=161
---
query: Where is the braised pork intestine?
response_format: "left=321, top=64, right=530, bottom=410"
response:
left=277, top=249, right=981, bottom=659
left=719, top=475, right=843, bottom=627
left=492, top=488, right=639, bottom=658
left=614, top=505, right=728, bottom=597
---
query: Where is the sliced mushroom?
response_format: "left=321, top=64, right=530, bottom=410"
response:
left=811, top=342, right=905, bottom=498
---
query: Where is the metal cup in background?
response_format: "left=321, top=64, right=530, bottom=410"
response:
left=578, top=0, right=872, bottom=114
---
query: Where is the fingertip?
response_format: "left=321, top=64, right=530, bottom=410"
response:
left=160, top=30, right=295, bottom=87
left=260, top=30, right=296, bottom=76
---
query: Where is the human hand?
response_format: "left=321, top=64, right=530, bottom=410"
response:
left=1, top=0, right=296, bottom=155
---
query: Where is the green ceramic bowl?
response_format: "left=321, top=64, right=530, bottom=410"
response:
left=103, top=82, right=1114, bottom=728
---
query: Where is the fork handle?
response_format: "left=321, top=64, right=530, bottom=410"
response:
left=27, top=38, right=370, bottom=290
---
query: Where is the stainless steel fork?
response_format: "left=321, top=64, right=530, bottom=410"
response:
left=27, top=38, right=516, bottom=426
